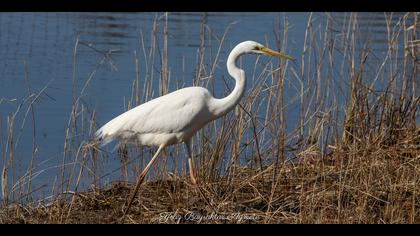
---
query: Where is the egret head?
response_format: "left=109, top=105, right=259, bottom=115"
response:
left=238, top=40, right=295, bottom=61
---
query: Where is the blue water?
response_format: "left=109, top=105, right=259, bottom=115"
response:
left=0, top=12, right=412, bottom=201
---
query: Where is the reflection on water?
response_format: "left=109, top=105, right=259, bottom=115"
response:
left=331, top=12, right=414, bottom=46
left=0, top=12, right=416, bottom=198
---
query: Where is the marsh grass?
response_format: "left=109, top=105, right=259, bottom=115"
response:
left=0, top=12, right=419, bottom=224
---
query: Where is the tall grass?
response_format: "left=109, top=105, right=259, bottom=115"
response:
left=0, top=12, right=419, bottom=223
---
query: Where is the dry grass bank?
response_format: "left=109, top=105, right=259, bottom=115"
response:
left=1, top=127, right=418, bottom=223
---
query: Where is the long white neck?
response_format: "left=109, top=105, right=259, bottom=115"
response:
left=211, top=45, right=247, bottom=117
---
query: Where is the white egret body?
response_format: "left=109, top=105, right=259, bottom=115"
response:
left=95, top=40, right=293, bottom=213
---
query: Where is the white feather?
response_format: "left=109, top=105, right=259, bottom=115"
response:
left=95, top=87, right=216, bottom=147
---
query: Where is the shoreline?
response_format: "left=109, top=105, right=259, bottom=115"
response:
left=1, top=139, right=418, bottom=224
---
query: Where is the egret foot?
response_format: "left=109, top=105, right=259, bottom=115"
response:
left=188, top=158, right=215, bottom=212
left=123, top=145, right=164, bottom=215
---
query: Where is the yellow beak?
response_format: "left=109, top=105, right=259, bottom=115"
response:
left=260, top=47, right=295, bottom=61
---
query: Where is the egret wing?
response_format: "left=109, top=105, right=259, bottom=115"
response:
left=95, top=87, right=211, bottom=145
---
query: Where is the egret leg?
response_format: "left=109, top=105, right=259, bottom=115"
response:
left=123, top=145, right=164, bottom=215
left=185, top=141, right=197, bottom=186
left=185, top=141, right=213, bottom=209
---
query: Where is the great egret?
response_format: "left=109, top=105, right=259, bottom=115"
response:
left=95, top=40, right=293, bottom=214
